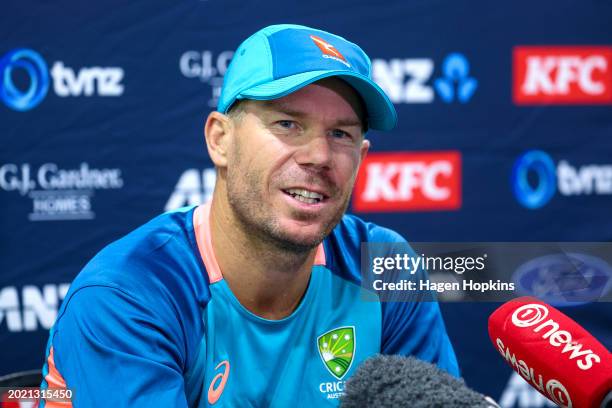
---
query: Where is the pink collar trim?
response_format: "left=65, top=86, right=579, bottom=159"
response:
left=193, top=203, right=326, bottom=284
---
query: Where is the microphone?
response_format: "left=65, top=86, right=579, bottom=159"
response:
left=340, top=354, right=500, bottom=408
left=488, top=297, right=612, bottom=408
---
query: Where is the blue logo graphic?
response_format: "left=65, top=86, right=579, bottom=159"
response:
left=0, top=48, right=49, bottom=111
left=434, top=53, right=478, bottom=103
left=512, top=150, right=556, bottom=209
left=513, top=253, right=612, bottom=306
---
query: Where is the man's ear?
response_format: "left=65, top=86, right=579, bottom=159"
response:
left=204, top=111, right=233, bottom=168
left=359, top=138, right=370, bottom=163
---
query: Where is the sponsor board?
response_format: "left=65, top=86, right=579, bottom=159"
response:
left=513, top=253, right=612, bottom=305
left=0, top=284, right=70, bottom=332
left=0, top=163, right=124, bottom=221
left=180, top=50, right=477, bottom=107
left=179, top=50, right=234, bottom=108
left=353, top=151, right=461, bottom=212
left=165, top=168, right=216, bottom=211
left=512, top=150, right=612, bottom=209
left=513, top=46, right=612, bottom=105
left=372, top=53, right=477, bottom=104
left=0, top=48, right=124, bottom=111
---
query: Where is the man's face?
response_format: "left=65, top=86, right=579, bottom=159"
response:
left=224, top=78, right=369, bottom=252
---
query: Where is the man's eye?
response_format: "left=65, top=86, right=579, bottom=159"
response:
left=277, top=120, right=296, bottom=129
left=331, top=129, right=351, bottom=139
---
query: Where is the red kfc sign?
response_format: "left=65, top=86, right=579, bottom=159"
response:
left=513, top=46, right=612, bottom=104
left=352, top=151, right=461, bottom=212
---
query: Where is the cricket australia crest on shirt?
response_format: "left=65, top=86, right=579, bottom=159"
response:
left=317, top=326, right=355, bottom=380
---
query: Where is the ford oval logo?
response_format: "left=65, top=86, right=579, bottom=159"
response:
left=513, top=253, right=612, bottom=306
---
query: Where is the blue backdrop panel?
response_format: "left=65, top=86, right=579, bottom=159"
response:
left=1, top=1, right=611, bottom=406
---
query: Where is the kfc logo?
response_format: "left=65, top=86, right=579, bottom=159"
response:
left=352, top=151, right=461, bottom=212
left=513, top=46, right=612, bottom=104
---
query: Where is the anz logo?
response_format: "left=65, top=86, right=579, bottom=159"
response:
left=0, top=283, right=70, bottom=332
left=165, top=168, right=216, bottom=211
left=372, top=53, right=478, bottom=104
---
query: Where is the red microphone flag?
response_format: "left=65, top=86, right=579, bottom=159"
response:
left=488, top=297, right=611, bottom=408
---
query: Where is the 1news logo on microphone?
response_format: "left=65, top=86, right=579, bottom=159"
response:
left=510, top=303, right=548, bottom=327
left=510, top=303, right=601, bottom=371
left=489, top=297, right=612, bottom=408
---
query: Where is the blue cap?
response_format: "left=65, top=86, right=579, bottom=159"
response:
left=218, top=24, right=397, bottom=131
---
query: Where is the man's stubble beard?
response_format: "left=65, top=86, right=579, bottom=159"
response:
left=225, top=147, right=351, bottom=254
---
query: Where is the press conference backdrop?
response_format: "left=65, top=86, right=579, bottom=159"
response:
left=1, top=1, right=611, bottom=406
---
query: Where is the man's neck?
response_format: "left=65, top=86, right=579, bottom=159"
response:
left=208, top=197, right=317, bottom=320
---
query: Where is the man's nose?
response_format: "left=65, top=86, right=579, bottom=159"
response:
left=294, top=133, right=333, bottom=170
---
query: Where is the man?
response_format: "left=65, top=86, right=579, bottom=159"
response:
left=40, top=24, right=458, bottom=407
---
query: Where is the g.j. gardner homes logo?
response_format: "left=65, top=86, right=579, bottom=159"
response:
left=317, top=326, right=355, bottom=380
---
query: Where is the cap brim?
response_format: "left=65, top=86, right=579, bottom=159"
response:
left=238, top=70, right=397, bottom=131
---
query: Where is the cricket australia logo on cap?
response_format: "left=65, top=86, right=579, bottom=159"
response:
left=317, top=326, right=355, bottom=379
left=310, top=35, right=351, bottom=68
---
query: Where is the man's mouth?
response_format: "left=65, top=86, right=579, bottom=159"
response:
left=283, top=188, right=327, bottom=204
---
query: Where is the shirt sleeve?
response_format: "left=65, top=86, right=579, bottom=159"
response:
left=42, top=285, right=189, bottom=408
left=367, top=225, right=460, bottom=377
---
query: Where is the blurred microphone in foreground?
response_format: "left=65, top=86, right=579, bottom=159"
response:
left=340, top=354, right=500, bottom=408
left=489, top=296, right=612, bottom=408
